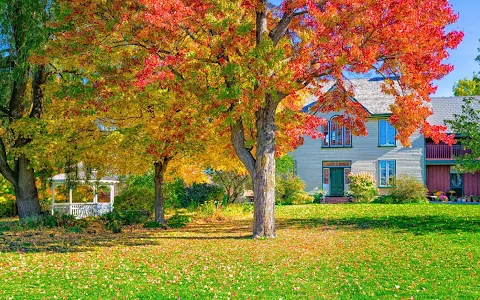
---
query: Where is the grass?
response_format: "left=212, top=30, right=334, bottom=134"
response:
left=0, top=204, right=479, bottom=299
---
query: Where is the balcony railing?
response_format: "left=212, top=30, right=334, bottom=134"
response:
left=426, top=144, right=471, bottom=160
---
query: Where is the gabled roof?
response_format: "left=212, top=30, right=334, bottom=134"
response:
left=303, top=78, right=398, bottom=115
left=303, top=78, right=480, bottom=130
left=427, top=96, right=480, bottom=133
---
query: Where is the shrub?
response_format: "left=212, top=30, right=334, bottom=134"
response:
left=120, top=210, right=150, bottom=225
left=183, top=183, right=224, bottom=208
left=164, top=178, right=186, bottom=209
left=42, top=214, right=58, bottom=228
left=312, top=189, right=327, bottom=203
left=114, top=186, right=155, bottom=212
left=373, top=195, right=395, bottom=204
left=276, top=176, right=313, bottom=205
left=20, top=216, right=43, bottom=228
left=166, top=214, right=191, bottom=228
left=388, top=175, right=428, bottom=203
left=101, top=211, right=123, bottom=233
left=143, top=221, right=166, bottom=229
left=0, top=178, right=15, bottom=217
left=0, top=196, right=15, bottom=218
left=347, top=172, right=379, bottom=203
left=196, top=200, right=218, bottom=218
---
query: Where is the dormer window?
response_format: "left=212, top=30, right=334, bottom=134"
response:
left=322, top=116, right=352, bottom=148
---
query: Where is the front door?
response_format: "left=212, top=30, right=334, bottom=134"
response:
left=330, top=168, right=345, bottom=196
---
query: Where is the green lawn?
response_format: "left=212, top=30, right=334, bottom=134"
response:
left=1, top=204, right=479, bottom=299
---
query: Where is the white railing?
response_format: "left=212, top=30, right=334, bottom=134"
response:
left=53, top=203, right=113, bottom=218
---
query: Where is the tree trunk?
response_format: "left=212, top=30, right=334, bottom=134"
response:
left=230, top=94, right=278, bottom=238
left=252, top=95, right=277, bottom=238
left=15, top=155, right=41, bottom=219
left=154, top=158, right=170, bottom=227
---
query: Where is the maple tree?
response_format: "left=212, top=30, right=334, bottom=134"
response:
left=132, top=0, right=462, bottom=237
left=51, top=0, right=240, bottom=226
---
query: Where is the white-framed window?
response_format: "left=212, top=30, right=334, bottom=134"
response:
left=322, top=116, right=352, bottom=148
left=379, top=120, right=396, bottom=146
left=379, top=160, right=396, bottom=187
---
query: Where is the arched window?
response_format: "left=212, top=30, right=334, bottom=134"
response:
left=322, top=116, right=352, bottom=148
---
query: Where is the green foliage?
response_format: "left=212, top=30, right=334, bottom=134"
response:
left=101, top=210, right=150, bottom=232
left=115, top=175, right=187, bottom=212
left=101, top=211, right=123, bottom=233
left=143, top=221, right=165, bottom=229
left=276, top=155, right=295, bottom=176
left=195, top=201, right=218, bottom=218
left=166, top=214, right=191, bottom=228
left=388, top=175, right=428, bottom=203
left=120, top=210, right=150, bottom=225
left=0, top=178, right=15, bottom=218
left=313, top=190, right=327, bottom=204
left=274, top=155, right=313, bottom=205
left=453, top=74, right=480, bottom=96
left=164, top=178, right=186, bottom=209
left=19, top=216, right=43, bottom=228
left=446, top=97, right=480, bottom=173
left=0, top=196, right=15, bottom=218
left=183, top=183, right=224, bottom=208
left=209, top=170, right=249, bottom=204
left=42, top=214, right=59, bottom=228
left=276, top=176, right=314, bottom=205
left=114, top=174, right=155, bottom=212
left=346, top=172, right=379, bottom=203
left=373, top=195, right=395, bottom=204
left=67, top=226, right=83, bottom=233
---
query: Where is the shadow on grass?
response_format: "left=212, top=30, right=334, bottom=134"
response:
left=276, top=214, right=480, bottom=235
left=0, top=214, right=478, bottom=253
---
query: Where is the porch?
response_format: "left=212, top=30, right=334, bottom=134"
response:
left=426, top=144, right=471, bottom=160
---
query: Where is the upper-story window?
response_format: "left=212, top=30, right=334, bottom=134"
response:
left=379, top=119, right=396, bottom=146
left=322, top=116, right=352, bottom=148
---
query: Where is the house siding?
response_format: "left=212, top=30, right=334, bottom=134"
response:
left=426, top=165, right=450, bottom=194
left=464, top=173, right=480, bottom=196
left=292, top=115, right=425, bottom=195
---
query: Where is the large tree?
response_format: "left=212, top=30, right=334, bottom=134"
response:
left=133, top=0, right=461, bottom=238
left=0, top=0, right=52, bottom=218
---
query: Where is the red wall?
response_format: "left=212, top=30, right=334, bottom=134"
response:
left=426, top=165, right=450, bottom=194
left=464, top=172, right=480, bottom=196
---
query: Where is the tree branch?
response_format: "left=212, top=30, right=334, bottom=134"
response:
left=269, top=10, right=307, bottom=46
left=230, top=119, right=256, bottom=178
left=0, top=138, right=17, bottom=185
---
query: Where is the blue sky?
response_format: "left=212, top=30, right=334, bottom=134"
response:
left=269, top=0, right=479, bottom=97
left=434, top=0, right=480, bottom=96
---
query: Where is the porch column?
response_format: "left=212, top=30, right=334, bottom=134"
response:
left=93, top=185, right=98, bottom=203
left=69, top=188, right=73, bottom=215
left=51, top=183, right=56, bottom=215
left=109, top=185, right=115, bottom=207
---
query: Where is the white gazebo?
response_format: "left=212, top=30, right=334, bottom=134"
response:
left=50, top=166, right=119, bottom=218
